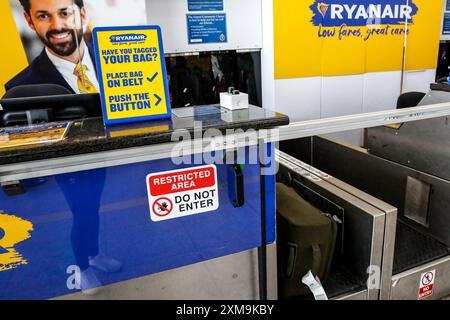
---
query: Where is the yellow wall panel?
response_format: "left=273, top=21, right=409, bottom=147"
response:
left=274, top=0, right=443, bottom=79
left=274, top=0, right=324, bottom=78
left=404, top=0, right=442, bottom=71
left=0, top=0, right=28, bottom=96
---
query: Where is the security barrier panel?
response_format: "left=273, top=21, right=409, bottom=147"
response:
left=276, top=150, right=390, bottom=300
left=280, top=133, right=450, bottom=300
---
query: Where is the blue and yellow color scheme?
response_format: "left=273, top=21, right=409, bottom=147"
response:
left=0, top=147, right=275, bottom=299
left=0, top=213, right=33, bottom=272
left=93, top=26, right=171, bottom=125
left=310, top=0, right=418, bottom=27
left=274, top=0, right=443, bottom=78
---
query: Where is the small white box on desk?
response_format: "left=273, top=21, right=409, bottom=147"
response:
left=220, top=91, right=249, bottom=110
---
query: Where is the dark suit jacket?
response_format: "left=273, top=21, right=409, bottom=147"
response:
left=5, top=42, right=97, bottom=94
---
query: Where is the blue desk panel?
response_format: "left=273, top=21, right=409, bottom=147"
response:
left=0, top=148, right=275, bottom=299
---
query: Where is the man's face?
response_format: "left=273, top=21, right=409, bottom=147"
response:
left=24, top=0, right=86, bottom=57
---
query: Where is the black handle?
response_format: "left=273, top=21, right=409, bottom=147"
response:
left=230, top=164, right=245, bottom=208
left=1, top=181, right=26, bottom=196
left=284, top=243, right=297, bottom=279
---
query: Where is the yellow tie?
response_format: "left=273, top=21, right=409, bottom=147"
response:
left=74, top=63, right=98, bottom=94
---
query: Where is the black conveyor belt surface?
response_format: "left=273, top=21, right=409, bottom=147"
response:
left=393, top=221, right=450, bottom=275
left=284, top=265, right=365, bottom=300
left=323, top=265, right=365, bottom=298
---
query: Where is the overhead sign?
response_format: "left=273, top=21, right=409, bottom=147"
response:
left=187, top=14, right=228, bottom=44
left=418, top=270, right=436, bottom=299
left=188, top=0, right=224, bottom=11
left=274, top=0, right=443, bottom=78
left=93, top=26, right=171, bottom=125
left=146, top=165, right=219, bottom=222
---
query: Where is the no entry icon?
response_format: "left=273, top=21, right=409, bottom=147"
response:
left=152, top=197, right=173, bottom=217
left=418, top=269, right=436, bottom=299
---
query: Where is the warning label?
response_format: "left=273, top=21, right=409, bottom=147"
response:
left=146, top=165, right=219, bottom=221
left=418, top=270, right=436, bottom=300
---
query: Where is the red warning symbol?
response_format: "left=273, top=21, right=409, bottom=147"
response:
left=418, top=270, right=436, bottom=300
left=152, top=197, right=173, bottom=217
left=422, top=272, right=434, bottom=286
left=146, top=165, right=219, bottom=222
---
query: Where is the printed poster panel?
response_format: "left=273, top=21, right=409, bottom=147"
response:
left=187, top=14, right=228, bottom=44
left=274, top=0, right=443, bottom=78
left=3, top=0, right=147, bottom=95
left=0, top=122, right=70, bottom=150
left=93, top=26, right=171, bottom=125
left=443, top=13, right=450, bottom=35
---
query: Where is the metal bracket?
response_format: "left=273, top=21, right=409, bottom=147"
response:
left=1, top=181, right=26, bottom=196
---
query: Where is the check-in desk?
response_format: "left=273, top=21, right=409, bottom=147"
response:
left=0, top=104, right=288, bottom=300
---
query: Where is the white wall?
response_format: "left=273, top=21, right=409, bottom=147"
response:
left=269, top=69, right=436, bottom=146
left=261, top=0, right=275, bottom=111
left=271, top=69, right=436, bottom=123
left=146, top=0, right=263, bottom=54
left=403, top=70, right=437, bottom=93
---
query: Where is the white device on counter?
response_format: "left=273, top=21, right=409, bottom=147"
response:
left=220, top=87, right=249, bottom=110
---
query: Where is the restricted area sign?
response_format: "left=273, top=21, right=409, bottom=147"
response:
left=146, top=165, right=219, bottom=222
left=93, top=26, right=171, bottom=125
left=418, top=270, right=436, bottom=299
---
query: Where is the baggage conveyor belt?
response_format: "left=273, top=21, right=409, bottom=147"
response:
left=393, top=221, right=450, bottom=275
left=324, top=265, right=366, bottom=298
left=282, top=264, right=365, bottom=300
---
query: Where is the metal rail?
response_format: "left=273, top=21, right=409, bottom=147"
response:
left=275, top=102, right=450, bottom=142
left=0, top=132, right=261, bottom=183
left=2, top=102, right=450, bottom=182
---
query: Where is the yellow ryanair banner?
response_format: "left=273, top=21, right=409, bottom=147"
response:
left=274, top=0, right=443, bottom=79
left=0, top=0, right=28, bottom=96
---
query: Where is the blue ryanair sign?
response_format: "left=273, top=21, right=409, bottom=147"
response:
left=110, top=34, right=147, bottom=43
left=310, top=0, right=419, bottom=27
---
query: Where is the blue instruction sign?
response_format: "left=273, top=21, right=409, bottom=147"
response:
left=444, top=13, right=450, bottom=35
left=188, top=0, right=224, bottom=11
left=187, top=14, right=227, bottom=44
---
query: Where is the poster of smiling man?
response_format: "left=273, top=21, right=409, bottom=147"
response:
left=2, top=0, right=147, bottom=95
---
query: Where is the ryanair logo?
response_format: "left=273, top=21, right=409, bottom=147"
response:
left=317, top=2, right=330, bottom=18
left=310, top=0, right=419, bottom=27
left=110, top=33, right=147, bottom=43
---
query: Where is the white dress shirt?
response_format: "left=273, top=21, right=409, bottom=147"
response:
left=46, top=44, right=100, bottom=93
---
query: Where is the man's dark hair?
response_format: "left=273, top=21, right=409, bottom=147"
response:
left=19, top=0, right=84, bottom=14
